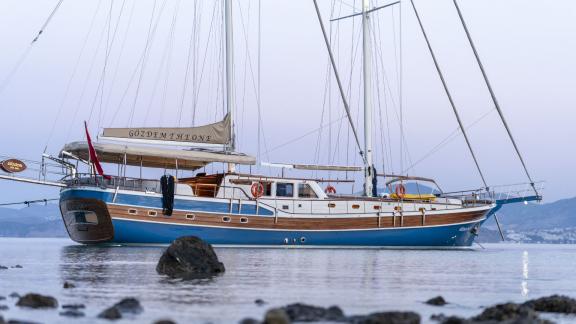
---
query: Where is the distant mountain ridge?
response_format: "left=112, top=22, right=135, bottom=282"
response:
left=0, top=204, right=66, bottom=237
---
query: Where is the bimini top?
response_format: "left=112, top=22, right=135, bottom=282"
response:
left=60, top=141, right=256, bottom=171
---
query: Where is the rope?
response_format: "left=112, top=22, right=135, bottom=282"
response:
left=0, top=0, right=65, bottom=97
left=453, top=0, right=538, bottom=195
left=0, top=199, right=59, bottom=207
left=410, top=0, right=489, bottom=190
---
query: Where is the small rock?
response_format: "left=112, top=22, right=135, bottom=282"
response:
left=113, top=298, right=143, bottom=314
left=0, top=266, right=7, bottom=270
left=98, top=298, right=143, bottom=320
left=255, top=299, right=267, bottom=306
left=98, top=307, right=122, bottom=320
left=0, top=296, right=5, bottom=301
left=264, top=308, right=291, bottom=324
left=4, top=320, right=40, bottom=324
left=0, top=305, right=8, bottom=311
left=472, top=303, right=548, bottom=323
left=426, top=296, right=448, bottom=306
left=16, top=293, right=58, bottom=309
left=156, top=236, right=225, bottom=280
left=62, top=304, right=86, bottom=310
left=350, top=311, right=421, bottom=324
left=239, top=318, right=260, bottom=324
left=11, top=265, right=23, bottom=269
left=59, top=310, right=85, bottom=318
left=430, top=314, right=467, bottom=324
left=154, top=320, right=177, bottom=324
left=524, top=295, right=576, bottom=314
left=0, top=315, right=4, bottom=324
left=9, top=293, right=20, bottom=299
left=282, top=303, right=345, bottom=322
left=63, top=281, right=76, bottom=289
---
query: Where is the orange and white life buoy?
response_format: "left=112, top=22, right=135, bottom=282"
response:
left=325, top=185, right=337, bottom=195
left=395, top=184, right=406, bottom=199
left=251, top=182, right=264, bottom=199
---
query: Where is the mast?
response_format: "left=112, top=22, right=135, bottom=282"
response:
left=363, top=0, right=374, bottom=197
left=225, top=0, right=236, bottom=172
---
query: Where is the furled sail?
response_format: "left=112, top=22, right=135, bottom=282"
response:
left=102, top=114, right=231, bottom=145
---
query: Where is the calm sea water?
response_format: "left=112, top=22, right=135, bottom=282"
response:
left=1, top=238, right=576, bottom=324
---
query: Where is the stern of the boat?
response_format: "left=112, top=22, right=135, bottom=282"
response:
left=59, top=193, right=115, bottom=244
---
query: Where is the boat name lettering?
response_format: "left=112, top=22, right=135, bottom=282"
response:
left=127, top=129, right=212, bottom=143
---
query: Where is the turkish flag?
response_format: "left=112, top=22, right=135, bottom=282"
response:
left=84, top=121, right=111, bottom=180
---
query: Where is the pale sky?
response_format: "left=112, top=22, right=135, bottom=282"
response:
left=0, top=0, right=574, bottom=204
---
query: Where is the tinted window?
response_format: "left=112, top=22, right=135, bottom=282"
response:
left=298, top=184, right=318, bottom=198
left=276, top=183, right=294, bottom=197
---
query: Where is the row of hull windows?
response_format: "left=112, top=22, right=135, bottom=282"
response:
left=260, top=182, right=318, bottom=199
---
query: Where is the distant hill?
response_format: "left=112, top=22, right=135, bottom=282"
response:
left=0, top=204, right=66, bottom=237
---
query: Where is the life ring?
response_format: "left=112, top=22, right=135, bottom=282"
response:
left=395, top=184, right=406, bottom=199
left=251, top=182, right=265, bottom=199
left=325, top=185, right=337, bottom=195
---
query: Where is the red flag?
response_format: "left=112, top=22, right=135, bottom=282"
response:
left=84, top=121, right=111, bottom=180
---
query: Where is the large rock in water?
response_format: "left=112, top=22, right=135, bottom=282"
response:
left=156, top=236, right=225, bottom=279
left=523, top=295, right=576, bottom=314
left=282, top=303, right=346, bottom=322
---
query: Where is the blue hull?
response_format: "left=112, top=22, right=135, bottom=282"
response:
left=60, top=187, right=487, bottom=248
left=110, top=218, right=481, bottom=247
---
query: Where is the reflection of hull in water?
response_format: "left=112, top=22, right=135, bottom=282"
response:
left=60, top=187, right=492, bottom=248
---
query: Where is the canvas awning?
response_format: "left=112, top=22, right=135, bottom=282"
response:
left=60, top=141, right=255, bottom=171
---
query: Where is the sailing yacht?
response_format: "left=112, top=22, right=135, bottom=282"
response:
left=0, top=0, right=541, bottom=247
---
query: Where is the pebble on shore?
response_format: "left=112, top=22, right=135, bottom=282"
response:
left=59, top=310, right=85, bottom=318
left=16, top=293, right=58, bottom=309
left=156, top=236, right=225, bottom=280
left=63, top=281, right=76, bottom=289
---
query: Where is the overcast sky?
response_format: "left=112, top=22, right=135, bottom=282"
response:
left=0, top=0, right=574, bottom=204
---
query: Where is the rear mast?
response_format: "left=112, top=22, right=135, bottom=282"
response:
left=225, top=0, right=236, bottom=173
left=363, top=0, right=374, bottom=197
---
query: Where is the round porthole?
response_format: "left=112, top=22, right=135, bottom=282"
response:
left=222, top=216, right=231, bottom=223
left=240, top=217, right=249, bottom=224
left=300, top=237, right=306, bottom=243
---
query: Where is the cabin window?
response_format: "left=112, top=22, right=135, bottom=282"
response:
left=128, top=209, right=138, bottom=215
left=148, top=210, right=158, bottom=217
left=328, top=203, right=336, bottom=208
left=276, top=183, right=294, bottom=197
left=374, top=205, right=381, bottom=210
left=68, top=211, right=98, bottom=225
left=240, top=217, right=249, bottom=224
left=352, top=204, right=360, bottom=209
left=222, top=216, right=231, bottom=223
left=186, top=214, right=195, bottom=220
left=298, top=184, right=318, bottom=198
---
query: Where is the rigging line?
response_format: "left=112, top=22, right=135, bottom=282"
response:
left=410, top=0, right=489, bottom=190
left=158, top=1, right=181, bottom=126
left=178, top=0, right=198, bottom=126
left=237, top=0, right=252, bottom=151
left=65, top=6, right=112, bottom=143
left=453, top=0, right=538, bottom=195
left=31, top=0, right=66, bottom=44
left=101, top=0, right=136, bottom=124
left=98, top=0, right=128, bottom=131
left=191, top=1, right=220, bottom=126
left=314, top=62, right=332, bottom=166
left=127, top=0, right=162, bottom=127
left=0, top=198, right=59, bottom=207
left=143, top=0, right=181, bottom=125
left=0, top=0, right=66, bottom=98
left=43, top=0, right=104, bottom=152
left=313, top=0, right=366, bottom=164
left=88, top=0, right=115, bottom=125
left=266, top=115, right=348, bottom=155
left=403, top=108, right=496, bottom=174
